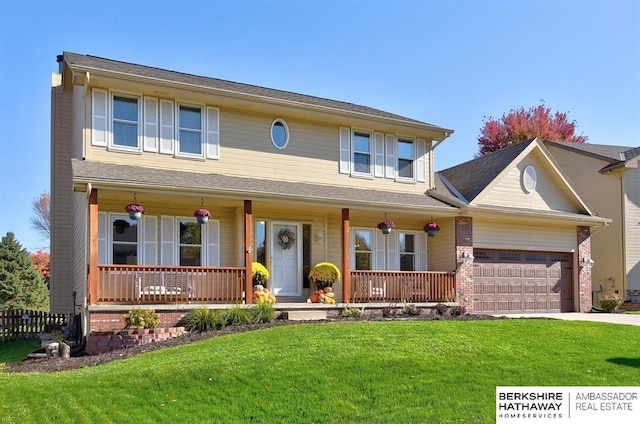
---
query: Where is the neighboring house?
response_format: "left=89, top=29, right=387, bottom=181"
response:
left=545, top=141, right=640, bottom=302
left=50, top=52, right=607, bottom=334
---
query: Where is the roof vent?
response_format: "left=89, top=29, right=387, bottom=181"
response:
left=56, top=54, right=64, bottom=73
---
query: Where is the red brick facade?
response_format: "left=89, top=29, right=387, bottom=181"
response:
left=577, top=226, right=593, bottom=312
left=455, top=216, right=474, bottom=313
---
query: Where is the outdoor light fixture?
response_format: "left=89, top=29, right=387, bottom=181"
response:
left=582, top=256, right=595, bottom=270
left=458, top=251, right=475, bottom=266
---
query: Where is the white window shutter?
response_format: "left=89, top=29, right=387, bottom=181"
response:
left=388, top=232, right=399, bottom=271
left=159, top=100, right=174, bottom=154
left=160, top=216, right=175, bottom=265
left=143, top=97, right=158, bottom=152
left=416, top=138, right=427, bottom=183
left=374, top=132, right=385, bottom=178
left=206, top=219, right=220, bottom=266
left=92, top=89, right=108, bottom=147
left=98, top=212, right=108, bottom=264
left=385, top=134, right=396, bottom=179
left=339, top=127, right=351, bottom=174
left=142, top=215, right=157, bottom=265
left=374, top=232, right=386, bottom=271
left=417, top=232, right=427, bottom=271
left=206, top=106, right=220, bottom=159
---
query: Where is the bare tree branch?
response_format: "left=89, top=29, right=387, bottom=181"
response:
left=29, top=191, right=50, bottom=241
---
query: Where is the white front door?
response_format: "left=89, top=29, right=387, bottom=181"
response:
left=270, top=222, right=302, bottom=296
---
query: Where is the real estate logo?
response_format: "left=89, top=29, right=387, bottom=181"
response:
left=496, top=386, right=639, bottom=423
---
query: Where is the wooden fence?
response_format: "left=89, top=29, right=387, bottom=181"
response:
left=0, top=309, right=68, bottom=343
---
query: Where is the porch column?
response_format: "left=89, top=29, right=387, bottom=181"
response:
left=577, top=226, right=593, bottom=312
left=341, top=208, right=351, bottom=303
left=244, top=200, right=253, bottom=304
left=455, top=216, right=473, bottom=313
left=88, top=189, right=98, bottom=305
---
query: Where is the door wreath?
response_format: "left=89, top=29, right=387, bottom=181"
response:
left=277, top=228, right=296, bottom=250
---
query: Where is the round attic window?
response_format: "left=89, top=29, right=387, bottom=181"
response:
left=270, top=118, right=289, bottom=149
left=522, top=165, right=537, bottom=193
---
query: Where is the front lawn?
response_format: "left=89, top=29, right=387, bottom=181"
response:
left=0, top=339, right=39, bottom=367
left=1, top=319, right=638, bottom=423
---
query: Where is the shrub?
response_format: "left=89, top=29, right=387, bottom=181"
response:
left=123, top=307, right=160, bottom=329
left=308, top=262, right=341, bottom=290
left=382, top=306, right=396, bottom=318
left=252, top=262, right=269, bottom=286
left=342, top=306, right=365, bottom=318
left=599, top=294, right=622, bottom=312
left=223, top=306, right=253, bottom=326
left=249, top=303, right=274, bottom=324
left=433, top=303, right=449, bottom=316
left=402, top=303, right=420, bottom=316
left=181, top=307, right=225, bottom=332
left=449, top=305, right=467, bottom=317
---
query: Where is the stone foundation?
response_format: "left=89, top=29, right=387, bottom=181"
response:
left=86, top=327, right=188, bottom=355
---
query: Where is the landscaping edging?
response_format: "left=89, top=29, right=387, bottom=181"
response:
left=86, top=327, right=187, bottom=355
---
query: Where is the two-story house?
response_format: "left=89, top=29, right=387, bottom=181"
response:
left=545, top=141, right=640, bottom=303
left=50, top=52, right=608, bottom=334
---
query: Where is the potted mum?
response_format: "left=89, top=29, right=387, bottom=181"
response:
left=376, top=219, right=395, bottom=235
left=308, top=262, right=341, bottom=291
left=124, top=203, right=145, bottom=220
left=193, top=208, right=212, bottom=225
left=424, top=221, right=440, bottom=237
left=252, top=262, right=270, bottom=288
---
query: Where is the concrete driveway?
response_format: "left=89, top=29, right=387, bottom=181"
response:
left=492, top=312, right=640, bottom=326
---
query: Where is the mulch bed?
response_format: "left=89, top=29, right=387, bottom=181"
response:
left=5, top=314, right=500, bottom=374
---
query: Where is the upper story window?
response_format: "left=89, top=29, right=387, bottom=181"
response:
left=178, top=105, right=203, bottom=156
left=397, top=138, right=415, bottom=180
left=112, top=96, right=140, bottom=149
left=353, top=131, right=372, bottom=176
left=271, top=118, right=289, bottom=149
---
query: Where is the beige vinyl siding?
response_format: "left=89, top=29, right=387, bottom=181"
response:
left=71, top=192, right=87, bottom=309
left=478, top=150, right=582, bottom=213
left=50, top=77, right=75, bottom=314
left=546, top=145, right=625, bottom=294
left=428, top=218, right=455, bottom=272
left=474, top=220, right=575, bottom=252
left=624, top=167, right=640, bottom=291
left=84, top=91, right=432, bottom=194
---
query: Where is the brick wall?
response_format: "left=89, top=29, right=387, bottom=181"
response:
left=455, top=216, right=474, bottom=313
left=89, top=310, right=188, bottom=332
left=86, top=327, right=187, bottom=355
left=577, top=226, right=593, bottom=312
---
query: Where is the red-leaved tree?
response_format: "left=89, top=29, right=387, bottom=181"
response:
left=30, top=250, right=50, bottom=288
left=478, top=103, right=588, bottom=155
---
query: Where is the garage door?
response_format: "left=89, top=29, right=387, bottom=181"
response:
left=473, top=250, right=573, bottom=314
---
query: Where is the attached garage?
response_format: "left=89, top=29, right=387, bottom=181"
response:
left=472, top=249, right=573, bottom=313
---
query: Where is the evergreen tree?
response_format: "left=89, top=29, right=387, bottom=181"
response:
left=0, top=232, right=49, bottom=311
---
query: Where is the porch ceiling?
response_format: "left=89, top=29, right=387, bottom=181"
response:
left=72, top=159, right=458, bottom=214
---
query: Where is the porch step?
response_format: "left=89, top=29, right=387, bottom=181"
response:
left=284, top=310, right=328, bottom=321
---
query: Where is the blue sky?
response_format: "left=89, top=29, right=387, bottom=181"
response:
left=1, top=0, right=639, bottom=252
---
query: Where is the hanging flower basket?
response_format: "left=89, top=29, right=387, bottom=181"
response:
left=194, top=208, right=212, bottom=225
left=424, top=221, right=440, bottom=237
left=377, top=220, right=395, bottom=235
left=124, top=204, right=146, bottom=220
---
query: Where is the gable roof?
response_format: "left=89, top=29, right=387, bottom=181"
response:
left=71, top=159, right=456, bottom=212
left=62, top=52, right=452, bottom=133
left=437, top=140, right=533, bottom=203
left=545, top=140, right=640, bottom=173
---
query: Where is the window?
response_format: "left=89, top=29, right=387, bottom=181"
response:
left=178, top=105, right=203, bottom=156
left=354, top=229, right=373, bottom=270
left=302, top=224, right=312, bottom=288
left=178, top=219, right=202, bottom=266
left=397, top=138, right=414, bottom=179
left=112, top=95, right=139, bottom=149
left=399, top=232, right=415, bottom=271
left=353, top=132, right=372, bottom=175
left=271, top=118, right=289, bottom=149
left=255, top=220, right=267, bottom=266
left=111, top=215, right=138, bottom=264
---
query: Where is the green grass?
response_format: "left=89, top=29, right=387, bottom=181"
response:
left=624, top=310, right=640, bottom=314
left=1, top=319, right=639, bottom=423
left=0, top=339, right=39, bottom=367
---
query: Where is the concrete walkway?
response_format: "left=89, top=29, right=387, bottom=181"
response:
left=492, top=312, right=640, bottom=326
